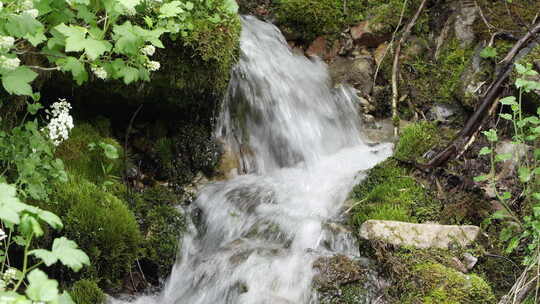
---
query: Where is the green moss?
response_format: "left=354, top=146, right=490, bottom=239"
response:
left=365, top=0, right=428, bottom=35
left=402, top=262, right=495, bottom=303
left=404, top=39, right=474, bottom=108
left=53, top=175, right=142, bottom=288
left=131, top=186, right=185, bottom=278
left=56, top=122, right=124, bottom=184
left=394, top=122, right=439, bottom=161
left=69, top=279, right=105, bottom=304
left=274, top=0, right=365, bottom=41
left=349, top=158, right=439, bottom=227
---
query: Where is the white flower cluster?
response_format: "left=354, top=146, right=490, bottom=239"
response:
left=23, top=8, right=39, bottom=18
left=21, top=0, right=33, bottom=10
left=141, top=45, right=156, bottom=56
left=44, top=99, right=74, bottom=146
left=146, top=60, right=160, bottom=71
left=0, top=36, right=14, bottom=50
left=0, top=55, right=20, bottom=71
left=0, top=228, right=5, bottom=241
left=91, top=66, right=108, bottom=79
left=20, top=0, right=38, bottom=18
left=2, top=268, right=17, bottom=283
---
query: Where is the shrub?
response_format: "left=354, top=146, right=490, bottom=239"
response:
left=70, top=279, right=106, bottom=304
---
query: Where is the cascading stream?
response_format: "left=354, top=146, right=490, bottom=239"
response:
left=113, top=16, right=392, bottom=304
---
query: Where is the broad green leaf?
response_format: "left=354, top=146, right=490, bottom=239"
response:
left=491, top=210, right=507, bottom=220
left=59, top=57, right=88, bottom=85
left=55, top=24, right=87, bottom=52
left=502, top=191, right=512, bottom=200
left=480, top=46, right=497, bottom=58
left=119, top=0, right=141, bottom=12
left=1, top=66, right=38, bottom=96
left=495, top=153, right=513, bottom=162
left=118, top=66, right=139, bottom=84
left=30, top=237, right=90, bottom=272
left=499, top=113, right=513, bottom=120
left=518, top=166, right=531, bottom=182
left=0, top=291, right=32, bottom=303
left=223, top=0, right=239, bottom=14
left=5, top=14, right=43, bottom=38
left=37, top=210, right=63, bottom=229
left=58, top=292, right=76, bottom=304
left=0, top=183, right=26, bottom=224
left=25, top=269, right=59, bottom=302
left=474, top=175, right=488, bottom=182
left=478, top=146, right=491, bottom=156
left=482, top=129, right=498, bottom=142
left=159, top=1, right=184, bottom=18
left=82, top=38, right=111, bottom=60
left=27, top=102, right=43, bottom=115
left=20, top=214, right=44, bottom=237
left=25, top=29, right=47, bottom=47
left=499, top=96, right=517, bottom=105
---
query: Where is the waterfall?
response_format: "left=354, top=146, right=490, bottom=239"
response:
left=114, top=16, right=392, bottom=304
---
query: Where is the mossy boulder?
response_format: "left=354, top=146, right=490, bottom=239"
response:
left=56, top=122, right=124, bottom=185
left=54, top=175, right=142, bottom=289
left=402, top=262, right=495, bottom=303
left=273, top=0, right=365, bottom=41
left=349, top=158, right=439, bottom=228
left=130, top=186, right=185, bottom=281
left=394, top=121, right=440, bottom=162
left=70, top=279, right=106, bottom=304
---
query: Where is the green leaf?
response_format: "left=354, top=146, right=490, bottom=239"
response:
left=25, top=29, right=47, bottom=47
left=1, top=66, right=38, bottom=96
left=482, top=129, right=498, bottom=142
left=30, top=237, right=90, bottom=272
left=37, top=210, right=63, bottom=229
left=119, top=0, right=141, bottom=13
left=25, top=269, right=59, bottom=302
left=478, top=146, right=492, bottom=156
left=499, top=113, right=513, bottom=120
left=492, top=210, right=507, bottom=220
left=99, top=143, right=119, bottom=159
left=518, top=166, right=531, bottom=182
left=27, top=102, right=43, bottom=115
left=159, top=1, right=184, bottom=18
left=5, top=14, right=43, bottom=38
left=502, top=191, right=512, bottom=200
left=474, top=175, right=489, bottom=182
left=55, top=24, right=87, bottom=52
left=500, top=96, right=517, bottom=105
left=480, top=46, right=497, bottom=58
left=59, top=57, right=88, bottom=85
left=0, top=183, right=27, bottom=224
left=82, top=38, right=111, bottom=60
left=495, top=153, right=513, bottom=162
left=20, top=214, right=43, bottom=237
left=223, top=0, right=239, bottom=14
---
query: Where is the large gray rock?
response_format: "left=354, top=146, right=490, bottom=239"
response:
left=454, top=1, right=478, bottom=46
left=359, top=220, right=480, bottom=249
left=329, top=56, right=375, bottom=95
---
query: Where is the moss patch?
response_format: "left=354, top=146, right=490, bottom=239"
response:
left=349, top=158, right=439, bottom=228
left=394, top=121, right=440, bottom=162
left=56, top=122, right=124, bottom=185
left=70, top=279, right=106, bottom=304
left=274, top=0, right=365, bottom=41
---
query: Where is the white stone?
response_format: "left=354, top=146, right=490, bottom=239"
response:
left=359, top=220, right=480, bottom=249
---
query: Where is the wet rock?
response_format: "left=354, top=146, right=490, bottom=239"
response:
left=359, top=220, right=481, bottom=249
left=494, top=140, right=531, bottom=178
left=463, top=252, right=478, bottom=270
left=427, top=103, right=460, bottom=122
left=459, top=44, right=492, bottom=108
left=329, top=56, right=375, bottom=95
left=373, top=43, right=389, bottom=66
left=454, top=2, right=478, bottom=46
left=350, top=21, right=389, bottom=48
left=313, top=255, right=366, bottom=290
left=306, top=36, right=340, bottom=61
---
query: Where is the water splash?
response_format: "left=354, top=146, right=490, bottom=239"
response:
left=112, top=16, right=391, bottom=304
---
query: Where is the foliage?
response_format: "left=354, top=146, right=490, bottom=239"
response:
left=0, top=183, right=89, bottom=303
left=349, top=159, right=439, bottom=227
left=274, top=0, right=364, bottom=41
left=476, top=63, right=540, bottom=300
left=0, top=0, right=239, bottom=97
left=53, top=175, right=141, bottom=288
left=69, top=279, right=105, bottom=304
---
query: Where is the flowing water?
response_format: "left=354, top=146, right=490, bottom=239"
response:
left=114, top=16, right=392, bottom=304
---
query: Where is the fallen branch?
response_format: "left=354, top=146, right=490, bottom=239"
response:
left=391, top=0, right=429, bottom=137
left=420, top=21, right=540, bottom=169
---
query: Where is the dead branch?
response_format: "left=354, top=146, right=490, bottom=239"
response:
left=391, top=0, right=429, bottom=137
left=420, top=21, right=540, bottom=169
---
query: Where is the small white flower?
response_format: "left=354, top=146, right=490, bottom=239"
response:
left=91, top=66, right=108, bottom=80
left=0, top=56, right=20, bottom=71
left=23, top=9, right=39, bottom=18
left=0, top=36, right=15, bottom=50
left=141, top=45, right=156, bottom=56
left=3, top=268, right=17, bottom=282
left=21, top=0, right=33, bottom=10
left=43, top=98, right=74, bottom=146
left=0, top=228, right=5, bottom=241
left=146, top=60, right=160, bottom=71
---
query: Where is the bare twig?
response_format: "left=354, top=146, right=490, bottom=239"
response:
left=391, top=0, right=429, bottom=137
